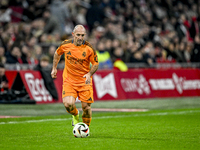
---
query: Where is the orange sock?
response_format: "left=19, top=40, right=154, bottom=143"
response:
left=82, top=117, right=92, bottom=127
left=66, top=106, right=78, bottom=116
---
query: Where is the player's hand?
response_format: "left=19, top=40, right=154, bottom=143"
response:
left=83, top=73, right=91, bottom=85
left=51, top=68, right=57, bottom=78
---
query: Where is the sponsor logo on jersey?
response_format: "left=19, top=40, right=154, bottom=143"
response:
left=88, top=97, right=92, bottom=101
left=67, top=51, right=71, bottom=55
left=66, top=56, right=85, bottom=65
left=82, top=52, right=86, bottom=57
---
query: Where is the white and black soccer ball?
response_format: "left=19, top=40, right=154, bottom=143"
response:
left=73, top=122, right=89, bottom=138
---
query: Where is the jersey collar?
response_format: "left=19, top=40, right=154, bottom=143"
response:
left=72, top=39, right=85, bottom=45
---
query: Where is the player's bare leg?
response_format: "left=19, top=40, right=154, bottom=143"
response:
left=81, top=102, right=92, bottom=127
left=63, top=96, right=79, bottom=126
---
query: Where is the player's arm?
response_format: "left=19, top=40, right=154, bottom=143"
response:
left=83, top=64, right=99, bottom=85
left=51, top=51, right=61, bottom=78
left=83, top=50, right=99, bottom=84
left=90, top=52, right=99, bottom=76
left=89, top=64, right=99, bottom=76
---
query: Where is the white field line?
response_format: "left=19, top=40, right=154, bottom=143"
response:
left=0, top=110, right=199, bottom=125
left=79, top=108, right=148, bottom=112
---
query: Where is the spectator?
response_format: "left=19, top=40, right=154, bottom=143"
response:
left=0, top=63, right=8, bottom=91
left=103, top=22, right=115, bottom=40
left=189, top=17, right=199, bottom=40
left=175, top=41, right=187, bottom=63
left=0, top=5, right=12, bottom=23
left=0, top=26, right=7, bottom=51
left=50, top=0, right=70, bottom=35
left=33, top=45, right=42, bottom=61
left=22, top=1, right=36, bottom=21
left=95, top=26, right=106, bottom=40
left=130, top=51, right=146, bottom=63
left=26, top=36, right=37, bottom=51
left=34, top=55, right=58, bottom=100
left=164, top=42, right=177, bottom=63
left=75, top=7, right=87, bottom=27
left=113, top=47, right=128, bottom=72
left=6, top=46, right=24, bottom=64
left=86, top=0, right=107, bottom=32
left=161, top=16, right=175, bottom=32
left=175, top=14, right=188, bottom=42
left=112, top=43, right=126, bottom=62
left=42, top=9, right=61, bottom=35
left=33, top=0, right=49, bottom=19
left=142, top=41, right=156, bottom=65
left=191, top=35, right=200, bottom=62
left=21, top=23, right=33, bottom=42
left=154, top=42, right=165, bottom=63
left=96, top=39, right=113, bottom=69
left=31, top=19, right=45, bottom=38
left=21, top=44, right=38, bottom=65
left=104, top=38, right=112, bottom=53
left=0, top=47, right=6, bottom=64
left=185, top=42, right=193, bottom=62
left=47, top=45, right=56, bottom=64
left=35, top=55, right=50, bottom=69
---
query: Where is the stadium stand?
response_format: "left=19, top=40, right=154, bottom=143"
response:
left=0, top=0, right=200, bottom=70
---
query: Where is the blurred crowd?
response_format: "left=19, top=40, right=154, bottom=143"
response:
left=0, top=0, right=200, bottom=70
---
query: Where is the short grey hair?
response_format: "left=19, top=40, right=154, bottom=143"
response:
left=73, top=25, right=86, bottom=33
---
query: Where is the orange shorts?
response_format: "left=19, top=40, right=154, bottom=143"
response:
left=62, top=84, right=94, bottom=103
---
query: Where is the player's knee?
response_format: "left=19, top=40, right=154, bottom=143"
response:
left=63, top=101, right=73, bottom=108
left=63, top=101, right=69, bottom=108
left=63, top=96, right=75, bottom=108
left=82, top=103, right=91, bottom=112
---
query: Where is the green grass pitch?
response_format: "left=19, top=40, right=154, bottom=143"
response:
left=0, top=97, right=200, bottom=150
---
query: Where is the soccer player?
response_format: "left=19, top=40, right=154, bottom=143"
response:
left=51, top=25, right=99, bottom=127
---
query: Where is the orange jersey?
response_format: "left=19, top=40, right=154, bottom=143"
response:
left=56, top=39, right=99, bottom=86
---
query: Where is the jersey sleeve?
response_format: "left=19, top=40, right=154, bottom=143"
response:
left=56, top=46, right=64, bottom=56
left=89, top=47, right=99, bottom=65
left=56, top=40, right=68, bottom=55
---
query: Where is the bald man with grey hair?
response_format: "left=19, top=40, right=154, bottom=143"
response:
left=51, top=24, right=99, bottom=129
